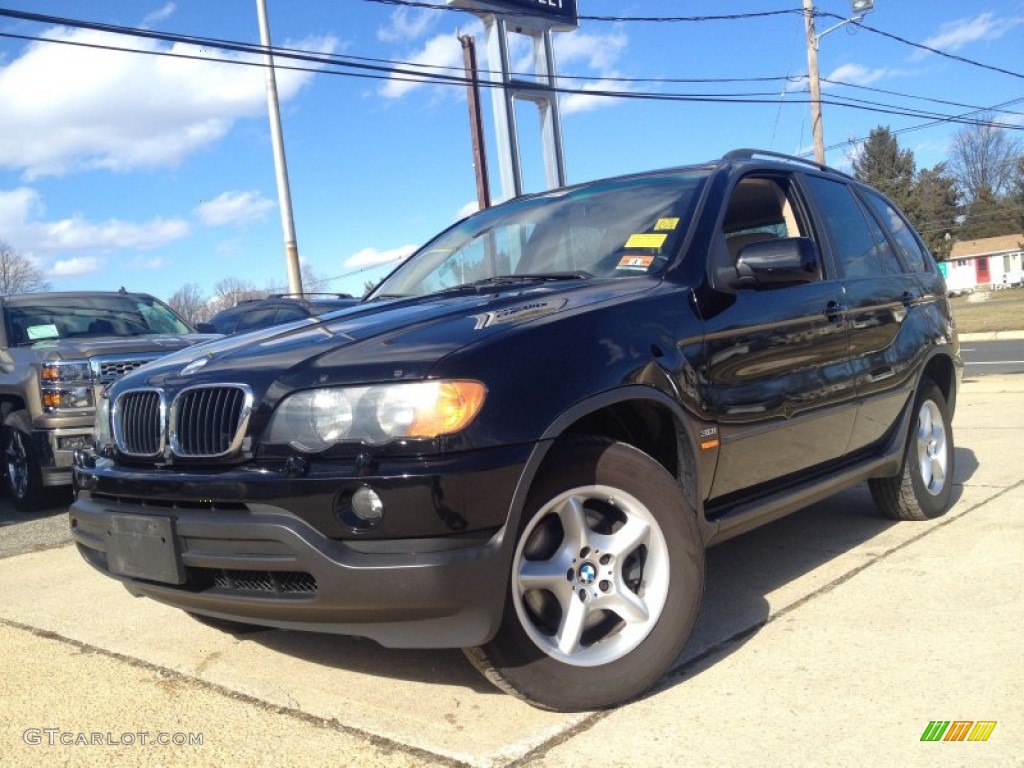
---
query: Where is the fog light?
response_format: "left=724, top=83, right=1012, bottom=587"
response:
left=341, top=486, right=384, bottom=531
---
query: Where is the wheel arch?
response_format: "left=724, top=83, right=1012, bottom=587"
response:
left=529, top=386, right=704, bottom=526
left=920, top=350, right=958, bottom=416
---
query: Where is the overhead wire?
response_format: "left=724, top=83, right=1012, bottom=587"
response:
left=0, top=11, right=1021, bottom=134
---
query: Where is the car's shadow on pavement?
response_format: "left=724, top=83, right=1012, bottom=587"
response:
left=204, top=449, right=980, bottom=702
left=656, top=445, right=979, bottom=699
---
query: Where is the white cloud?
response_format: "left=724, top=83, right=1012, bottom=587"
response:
left=379, top=33, right=464, bottom=100
left=455, top=200, right=479, bottom=220
left=0, top=27, right=338, bottom=178
left=195, top=190, right=276, bottom=227
left=913, top=13, right=1022, bottom=60
left=824, top=63, right=898, bottom=88
left=0, top=186, right=189, bottom=256
left=343, top=244, right=417, bottom=269
left=555, top=30, right=631, bottom=116
left=561, top=77, right=630, bottom=116
left=127, top=256, right=166, bottom=271
left=555, top=30, right=628, bottom=72
left=378, top=8, right=438, bottom=43
left=141, top=3, right=176, bottom=27
left=52, top=256, right=105, bottom=278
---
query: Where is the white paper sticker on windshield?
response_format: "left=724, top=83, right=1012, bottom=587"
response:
left=27, top=324, right=59, bottom=340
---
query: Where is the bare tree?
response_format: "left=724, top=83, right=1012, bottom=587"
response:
left=166, top=283, right=209, bottom=325
left=948, top=117, right=1023, bottom=202
left=0, top=241, right=52, bottom=294
left=264, top=262, right=334, bottom=295
left=209, top=277, right=264, bottom=315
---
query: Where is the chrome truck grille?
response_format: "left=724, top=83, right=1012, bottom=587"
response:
left=90, top=354, right=161, bottom=383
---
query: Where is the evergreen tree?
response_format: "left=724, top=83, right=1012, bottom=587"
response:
left=914, top=164, right=960, bottom=260
left=852, top=126, right=918, bottom=219
left=958, top=189, right=1021, bottom=240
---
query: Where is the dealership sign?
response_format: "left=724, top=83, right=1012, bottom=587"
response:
left=449, top=0, right=578, bottom=28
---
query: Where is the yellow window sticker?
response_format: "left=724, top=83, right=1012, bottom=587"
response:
left=624, top=233, right=668, bottom=250
left=616, top=254, right=655, bottom=270
left=654, top=218, right=679, bottom=231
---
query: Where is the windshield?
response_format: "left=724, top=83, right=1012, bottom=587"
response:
left=4, top=294, right=192, bottom=346
left=372, top=171, right=708, bottom=299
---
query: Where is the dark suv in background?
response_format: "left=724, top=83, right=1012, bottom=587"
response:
left=71, top=150, right=961, bottom=711
left=196, top=293, right=359, bottom=335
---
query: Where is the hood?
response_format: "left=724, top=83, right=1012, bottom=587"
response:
left=126, top=279, right=656, bottom=394
left=27, top=333, right=220, bottom=360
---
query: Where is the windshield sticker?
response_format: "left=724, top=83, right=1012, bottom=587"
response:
left=624, top=233, right=668, bottom=250
left=616, top=255, right=655, bottom=271
left=26, top=324, right=59, bottom=340
left=471, top=298, right=567, bottom=330
left=655, top=218, right=680, bottom=231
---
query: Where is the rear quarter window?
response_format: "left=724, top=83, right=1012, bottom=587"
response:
left=861, top=189, right=930, bottom=273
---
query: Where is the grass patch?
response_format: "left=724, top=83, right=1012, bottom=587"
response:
left=949, top=288, right=1024, bottom=334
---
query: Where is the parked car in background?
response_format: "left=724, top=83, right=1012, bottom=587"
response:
left=0, top=290, right=214, bottom=510
left=196, top=293, right=359, bottom=335
left=72, top=150, right=961, bottom=711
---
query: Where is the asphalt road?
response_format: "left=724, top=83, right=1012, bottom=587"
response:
left=961, top=338, right=1024, bottom=377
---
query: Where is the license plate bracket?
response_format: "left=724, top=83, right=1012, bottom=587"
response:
left=106, top=514, right=186, bottom=585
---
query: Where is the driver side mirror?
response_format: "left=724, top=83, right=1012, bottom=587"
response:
left=735, top=237, right=820, bottom=288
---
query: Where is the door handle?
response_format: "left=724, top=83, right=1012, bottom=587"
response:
left=825, top=301, right=848, bottom=324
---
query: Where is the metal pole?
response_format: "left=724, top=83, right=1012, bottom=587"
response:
left=802, top=0, right=825, bottom=164
left=256, top=0, right=302, bottom=295
left=484, top=17, right=523, bottom=201
left=460, top=33, right=491, bottom=210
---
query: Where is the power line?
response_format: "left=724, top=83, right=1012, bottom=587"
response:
left=824, top=97, right=1024, bottom=154
left=360, top=0, right=804, bottom=24
left=2, top=20, right=1022, bottom=135
left=817, top=11, right=1024, bottom=82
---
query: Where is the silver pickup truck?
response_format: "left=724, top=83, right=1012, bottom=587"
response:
left=0, top=290, right=214, bottom=510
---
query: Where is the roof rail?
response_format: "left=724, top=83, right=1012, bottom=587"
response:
left=722, top=148, right=853, bottom=179
left=269, top=292, right=354, bottom=300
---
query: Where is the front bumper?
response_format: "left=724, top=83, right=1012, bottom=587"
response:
left=32, top=427, right=94, bottom=487
left=69, top=444, right=537, bottom=647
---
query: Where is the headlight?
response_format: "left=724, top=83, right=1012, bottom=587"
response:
left=41, top=360, right=95, bottom=412
left=94, top=394, right=112, bottom=449
left=265, top=380, right=486, bottom=452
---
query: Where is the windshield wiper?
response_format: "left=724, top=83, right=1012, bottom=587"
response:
left=465, top=271, right=593, bottom=288
left=366, top=293, right=409, bottom=302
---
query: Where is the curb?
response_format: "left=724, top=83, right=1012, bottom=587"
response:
left=958, top=330, right=1024, bottom=341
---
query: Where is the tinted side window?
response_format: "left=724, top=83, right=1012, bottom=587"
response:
left=236, top=308, right=280, bottom=332
left=861, top=189, right=929, bottom=272
left=804, top=176, right=894, bottom=279
left=274, top=307, right=308, bottom=324
left=860, top=205, right=904, bottom=275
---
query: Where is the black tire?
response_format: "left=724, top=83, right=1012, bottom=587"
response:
left=2, top=425, right=49, bottom=512
left=869, top=379, right=954, bottom=521
left=464, top=438, right=704, bottom=712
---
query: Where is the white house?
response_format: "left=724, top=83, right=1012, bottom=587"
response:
left=939, top=234, right=1024, bottom=293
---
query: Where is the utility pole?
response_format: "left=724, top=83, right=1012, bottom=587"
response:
left=803, top=0, right=876, bottom=165
left=802, top=0, right=825, bottom=164
left=459, top=33, right=491, bottom=211
left=256, top=0, right=303, bottom=295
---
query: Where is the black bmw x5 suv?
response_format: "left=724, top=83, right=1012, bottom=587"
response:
left=71, top=150, right=961, bottom=711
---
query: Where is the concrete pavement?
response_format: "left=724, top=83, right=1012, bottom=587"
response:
left=1, top=375, right=1021, bottom=767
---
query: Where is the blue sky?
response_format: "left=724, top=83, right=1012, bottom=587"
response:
left=0, top=0, right=1022, bottom=302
